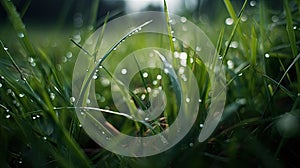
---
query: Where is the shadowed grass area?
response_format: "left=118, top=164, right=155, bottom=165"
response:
left=0, top=0, right=300, bottom=167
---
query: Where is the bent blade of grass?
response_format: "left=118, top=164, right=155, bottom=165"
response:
left=273, top=53, right=300, bottom=95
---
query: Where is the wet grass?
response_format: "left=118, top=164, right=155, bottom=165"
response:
left=1, top=0, right=300, bottom=167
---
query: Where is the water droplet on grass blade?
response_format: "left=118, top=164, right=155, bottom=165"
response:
left=50, top=93, right=55, bottom=100
left=189, top=142, right=194, bottom=147
left=70, top=97, right=76, bottom=104
left=265, top=53, right=270, bottom=58
left=200, top=124, right=204, bottom=128
left=5, top=114, right=11, bottom=119
left=42, top=136, right=47, bottom=141
left=0, top=83, right=2, bottom=88
left=18, top=32, right=24, bottom=38
left=143, top=72, right=148, bottom=78
left=19, top=93, right=25, bottom=98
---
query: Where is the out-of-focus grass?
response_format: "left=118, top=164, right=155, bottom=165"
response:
left=0, top=0, right=300, bottom=167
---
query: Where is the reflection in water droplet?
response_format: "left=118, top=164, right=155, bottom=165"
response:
left=200, top=124, right=204, bottom=128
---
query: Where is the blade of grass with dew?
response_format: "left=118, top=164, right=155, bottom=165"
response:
left=75, top=20, right=152, bottom=106
left=0, top=0, right=35, bottom=57
left=284, top=0, right=300, bottom=91
left=223, top=0, right=248, bottom=53
left=163, top=0, right=175, bottom=53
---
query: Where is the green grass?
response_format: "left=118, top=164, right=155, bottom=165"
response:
left=1, top=0, right=300, bottom=167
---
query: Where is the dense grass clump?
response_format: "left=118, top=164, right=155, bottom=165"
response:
left=0, top=0, right=300, bottom=167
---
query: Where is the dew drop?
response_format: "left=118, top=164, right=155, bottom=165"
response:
left=189, top=142, right=194, bottom=147
left=28, top=57, right=34, bottom=63
left=18, top=160, right=22, bottom=164
left=218, top=55, right=223, bottom=60
left=250, top=1, right=256, bottom=7
left=272, top=16, right=279, bottom=23
left=157, top=74, right=162, bottom=80
left=152, top=80, right=158, bottom=85
left=42, top=136, right=47, bottom=141
left=265, top=53, right=270, bottom=58
left=196, top=46, right=201, bottom=52
left=241, top=15, right=247, bottom=22
left=5, top=114, right=11, bottom=119
left=147, top=87, right=152, bottom=92
left=32, top=116, right=36, bottom=120
left=225, top=18, right=234, bottom=25
left=121, top=68, right=127, bottom=75
left=186, top=97, right=190, bottom=103
left=230, top=41, right=239, bottom=48
left=227, top=60, right=234, bottom=69
left=143, top=72, right=148, bottom=78
left=198, top=99, right=202, bottom=103
left=79, top=124, right=82, bottom=127
left=93, top=74, right=98, bottom=79
left=0, top=83, right=2, bottom=88
left=70, top=97, right=76, bottom=104
left=297, top=93, right=300, bottom=96
left=172, top=37, right=176, bottom=42
left=18, top=32, right=24, bottom=38
left=50, top=92, right=55, bottom=100
left=293, top=26, right=297, bottom=30
left=238, top=73, right=243, bottom=77
left=19, top=93, right=25, bottom=98
left=145, top=117, right=150, bottom=121
left=200, top=124, right=204, bottom=128
left=4, top=47, right=8, bottom=51
left=141, top=94, right=146, bottom=100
